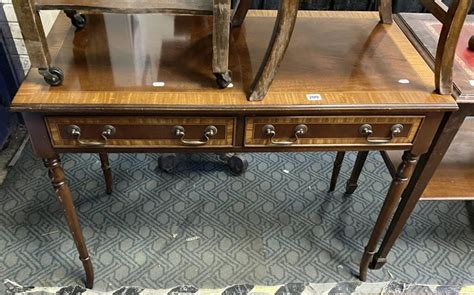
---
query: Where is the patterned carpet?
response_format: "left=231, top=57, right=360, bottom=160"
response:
left=0, top=144, right=473, bottom=292
left=5, top=280, right=474, bottom=294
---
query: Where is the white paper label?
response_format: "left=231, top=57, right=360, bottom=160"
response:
left=469, top=80, right=474, bottom=86
left=398, top=79, right=410, bottom=84
left=306, top=94, right=322, bottom=101
left=152, top=81, right=165, bottom=87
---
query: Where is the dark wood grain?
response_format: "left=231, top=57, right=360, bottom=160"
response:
left=248, top=0, right=299, bottom=101
left=381, top=115, right=474, bottom=200
left=99, top=152, right=112, bottom=194
left=11, top=12, right=456, bottom=112
left=11, top=10, right=457, bottom=286
left=44, top=157, right=94, bottom=288
left=231, top=0, right=251, bottom=26
left=368, top=12, right=474, bottom=271
left=345, top=151, right=369, bottom=194
left=370, top=108, right=470, bottom=270
left=360, top=151, right=418, bottom=281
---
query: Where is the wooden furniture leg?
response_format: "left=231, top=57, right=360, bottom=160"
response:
left=231, top=0, right=251, bottom=27
left=345, top=151, right=369, bottom=195
left=12, top=0, right=64, bottom=85
left=44, top=157, right=94, bottom=288
left=378, top=0, right=393, bottom=24
left=248, top=0, right=299, bottom=101
left=12, top=0, right=50, bottom=68
left=213, top=0, right=232, bottom=88
left=329, top=152, right=345, bottom=192
left=99, top=153, right=112, bottom=195
left=369, top=110, right=469, bottom=270
left=359, top=151, right=418, bottom=281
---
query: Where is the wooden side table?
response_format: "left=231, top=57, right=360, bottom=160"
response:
left=10, top=11, right=457, bottom=288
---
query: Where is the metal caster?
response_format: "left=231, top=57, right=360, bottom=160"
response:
left=39, top=67, right=64, bottom=86
left=227, top=155, right=248, bottom=175
left=215, top=70, right=232, bottom=89
left=65, top=10, right=87, bottom=29
left=158, top=153, right=179, bottom=173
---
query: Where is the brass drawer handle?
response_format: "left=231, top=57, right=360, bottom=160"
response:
left=66, top=125, right=116, bottom=147
left=262, top=124, right=308, bottom=146
left=172, top=125, right=218, bottom=146
left=359, top=124, right=404, bottom=144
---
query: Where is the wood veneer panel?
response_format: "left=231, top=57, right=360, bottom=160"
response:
left=245, top=116, right=423, bottom=147
left=46, top=116, right=235, bottom=148
left=11, top=11, right=456, bottom=112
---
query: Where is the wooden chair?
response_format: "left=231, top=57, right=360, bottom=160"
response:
left=245, top=0, right=470, bottom=101
left=12, top=0, right=252, bottom=88
left=329, top=0, right=471, bottom=195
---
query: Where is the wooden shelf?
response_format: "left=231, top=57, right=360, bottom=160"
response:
left=421, top=118, right=474, bottom=200
left=34, top=0, right=213, bottom=14
left=387, top=118, right=474, bottom=200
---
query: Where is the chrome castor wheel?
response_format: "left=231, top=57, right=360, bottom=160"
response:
left=215, top=70, right=232, bottom=89
left=158, top=153, right=179, bottom=173
left=65, top=10, right=87, bottom=29
left=39, top=67, right=64, bottom=86
left=227, top=155, right=248, bottom=175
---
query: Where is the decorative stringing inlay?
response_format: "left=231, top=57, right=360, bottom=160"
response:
left=245, top=116, right=423, bottom=147
left=46, top=116, right=235, bottom=148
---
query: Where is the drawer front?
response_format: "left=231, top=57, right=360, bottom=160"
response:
left=46, top=116, right=235, bottom=148
left=245, top=116, right=423, bottom=147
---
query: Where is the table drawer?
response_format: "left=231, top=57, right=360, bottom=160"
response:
left=245, top=116, right=423, bottom=147
left=46, top=116, right=235, bottom=148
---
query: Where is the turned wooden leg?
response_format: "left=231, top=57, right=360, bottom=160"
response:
left=99, top=153, right=112, bottom=195
left=378, top=0, right=393, bottom=24
left=345, top=151, right=369, bottom=195
left=248, top=0, right=299, bottom=101
left=329, top=152, right=345, bottom=192
left=213, top=0, right=232, bottom=88
left=231, top=0, right=251, bottom=27
left=370, top=111, right=467, bottom=270
left=44, top=158, right=94, bottom=288
left=359, top=151, right=418, bottom=281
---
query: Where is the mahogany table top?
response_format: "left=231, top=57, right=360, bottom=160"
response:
left=11, top=11, right=455, bottom=113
